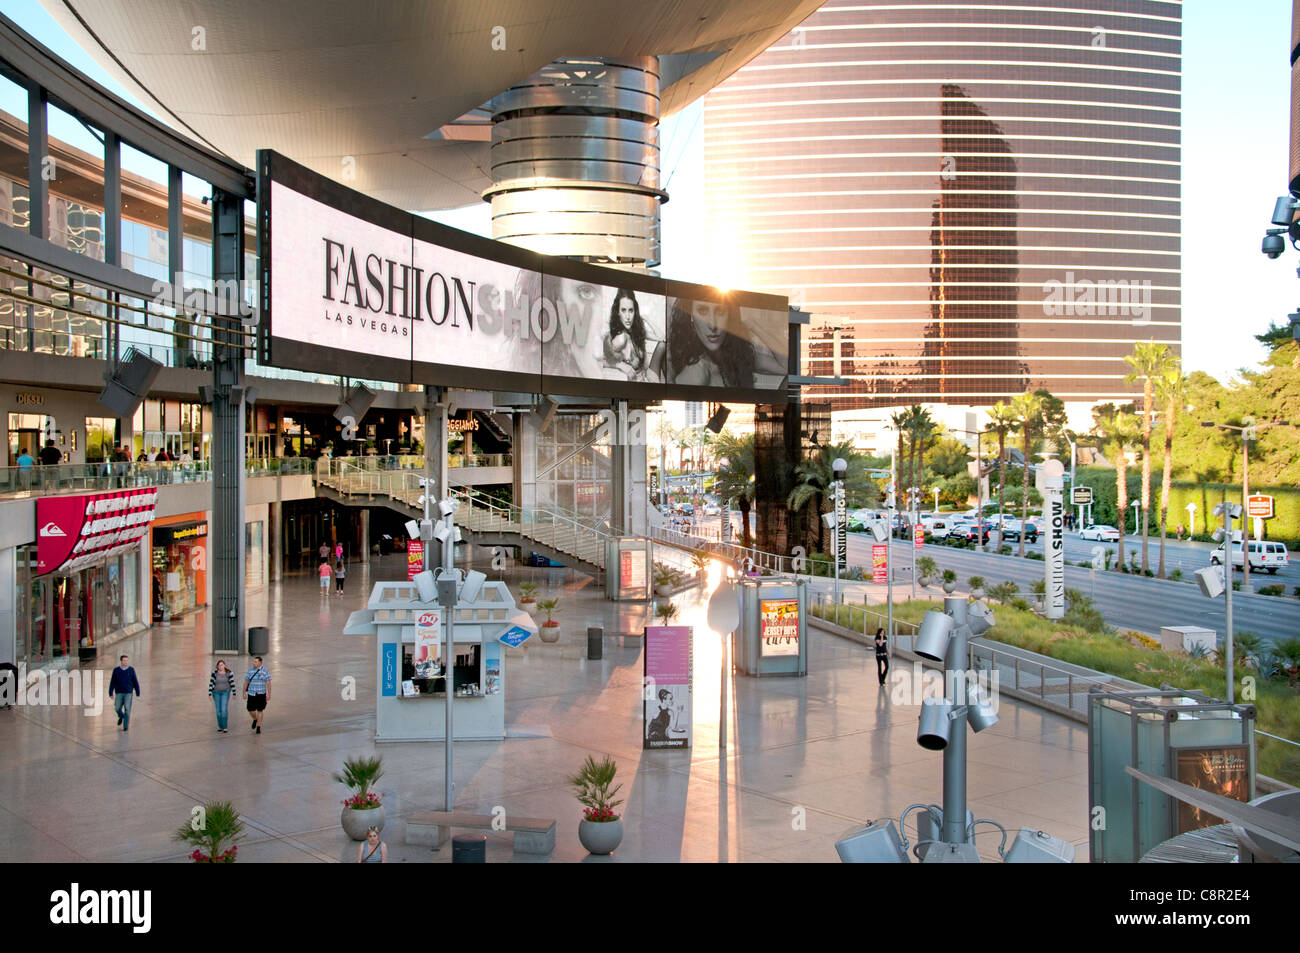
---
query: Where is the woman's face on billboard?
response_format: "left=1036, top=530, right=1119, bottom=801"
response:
left=616, top=295, right=636, bottom=330
left=690, top=301, right=728, bottom=352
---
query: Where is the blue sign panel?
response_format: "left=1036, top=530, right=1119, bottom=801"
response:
left=498, top=625, right=532, bottom=648
left=381, top=642, right=397, bottom=697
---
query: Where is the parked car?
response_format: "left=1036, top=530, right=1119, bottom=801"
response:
left=1210, top=540, right=1290, bottom=574
left=1002, top=521, right=1039, bottom=543
left=1079, top=524, right=1120, bottom=542
left=703, top=503, right=721, bottom=517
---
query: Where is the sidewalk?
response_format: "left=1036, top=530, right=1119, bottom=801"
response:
left=0, top=552, right=1092, bottom=862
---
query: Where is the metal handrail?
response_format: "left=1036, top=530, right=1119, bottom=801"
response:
left=0, top=456, right=312, bottom=495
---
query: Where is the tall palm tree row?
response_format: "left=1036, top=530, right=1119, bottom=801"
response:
left=711, top=432, right=756, bottom=550
left=1010, top=390, right=1044, bottom=558
left=1093, top=404, right=1141, bottom=571
left=1156, top=362, right=1186, bottom=578
left=890, top=410, right=908, bottom=491
left=1124, top=340, right=1174, bottom=574
left=986, top=400, right=1017, bottom=528
left=904, top=405, right=937, bottom=505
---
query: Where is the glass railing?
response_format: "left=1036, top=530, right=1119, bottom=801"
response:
left=0, top=457, right=313, bottom=496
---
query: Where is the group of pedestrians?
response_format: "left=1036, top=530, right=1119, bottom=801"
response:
left=106, top=654, right=272, bottom=734
left=318, top=541, right=347, bottom=595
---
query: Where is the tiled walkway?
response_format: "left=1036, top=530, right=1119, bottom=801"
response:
left=0, top=552, right=1091, bottom=862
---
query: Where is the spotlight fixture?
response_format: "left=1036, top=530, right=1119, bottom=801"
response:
left=705, top=405, right=730, bottom=434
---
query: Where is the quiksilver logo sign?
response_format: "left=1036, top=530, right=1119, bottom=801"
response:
left=49, top=883, right=151, bottom=933
left=39, top=521, right=66, bottom=537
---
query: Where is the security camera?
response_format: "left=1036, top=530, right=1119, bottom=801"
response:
left=1262, top=230, right=1287, bottom=259
left=1272, top=196, right=1298, bottom=227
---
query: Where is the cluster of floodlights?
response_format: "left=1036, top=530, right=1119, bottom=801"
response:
left=403, top=495, right=485, bottom=605
left=834, top=596, right=1075, bottom=863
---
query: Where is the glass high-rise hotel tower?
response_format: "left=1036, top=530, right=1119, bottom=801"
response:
left=703, top=0, right=1181, bottom=412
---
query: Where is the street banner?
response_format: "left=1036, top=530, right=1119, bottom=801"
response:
left=643, top=625, right=692, bottom=749
left=913, top=524, right=923, bottom=550
left=1044, top=462, right=1065, bottom=620
left=872, top=543, right=887, bottom=584
left=413, top=609, right=441, bottom=678
left=407, top=540, right=424, bottom=580
left=835, top=492, right=847, bottom=571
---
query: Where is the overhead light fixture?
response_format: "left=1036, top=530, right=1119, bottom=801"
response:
left=917, top=698, right=954, bottom=750
left=835, top=820, right=909, bottom=863
left=460, top=570, right=486, bottom=604
left=915, top=610, right=955, bottom=662
left=404, top=519, right=420, bottom=540
left=413, top=570, right=436, bottom=603
left=438, top=498, right=460, bottom=518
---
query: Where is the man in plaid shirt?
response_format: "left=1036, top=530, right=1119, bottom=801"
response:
left=243, top=656, right=271, bottom=734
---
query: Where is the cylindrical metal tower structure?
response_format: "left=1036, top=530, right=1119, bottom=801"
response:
left=485, top=57, right=667, bottom=270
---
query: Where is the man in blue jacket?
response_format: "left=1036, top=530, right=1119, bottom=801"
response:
left=108, top=654, right=141, bottom=731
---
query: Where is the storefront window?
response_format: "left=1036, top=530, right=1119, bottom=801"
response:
left=85, top=416, right=116, bottom=463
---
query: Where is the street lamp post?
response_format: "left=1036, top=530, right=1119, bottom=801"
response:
left=950, top=427, right=985, bottom=553
left=1212, top=501, right=1241, bottom=704
left=1201, top=418, right=1292, bottom=592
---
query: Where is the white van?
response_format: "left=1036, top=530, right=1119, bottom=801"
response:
left=1210, top=540, right=1290, bottom=574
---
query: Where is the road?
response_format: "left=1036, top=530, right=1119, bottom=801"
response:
left=844, top=534, right=1300, bottom=647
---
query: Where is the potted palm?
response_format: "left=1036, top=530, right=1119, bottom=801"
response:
left=654, top=600, right=678, bottom=625
left=174, top=800, right=245, bottom=863
left=537, top=598, right=561, bottom=642
left=518, top=581, right=538, bottom=606
left=334, top=754, right=385, bottom=840
left=568, top=755, right=624, bottom=854
left=690, top=551, right=710, bottom=584
left=653, top=562, right=678, bottom=597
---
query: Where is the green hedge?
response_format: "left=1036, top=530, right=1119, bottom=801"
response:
left=1076, top=466, right=1300, bottom=545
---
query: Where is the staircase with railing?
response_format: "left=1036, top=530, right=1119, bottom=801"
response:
left=314, top=457, right=608, bottom=573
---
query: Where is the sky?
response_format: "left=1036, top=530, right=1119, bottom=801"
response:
left=1, top=0, right=1293, bottom=385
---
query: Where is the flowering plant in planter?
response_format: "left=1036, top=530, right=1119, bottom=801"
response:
left=518, top=581, right=539, bottom=605
left=568, top=754, right=623, bottom=822
left=333, top=755, right=384, bottom=808
left=342, top=791, right=382, bottom=810
left=174, top=800, right=244, bottom=864
left=189, top=846, right=238, bottom=863
left=536, top=598, right=560, bottom=629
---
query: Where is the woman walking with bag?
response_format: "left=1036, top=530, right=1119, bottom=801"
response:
left=209, top=660, right=237, bottom=732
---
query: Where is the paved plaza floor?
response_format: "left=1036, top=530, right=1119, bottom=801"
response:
left=0, top=552, right=1091, bottom=863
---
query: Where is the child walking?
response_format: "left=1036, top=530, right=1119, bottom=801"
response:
left=319, top=559, right=332, bottom=591
left=335, top=559, right=346, bottom=595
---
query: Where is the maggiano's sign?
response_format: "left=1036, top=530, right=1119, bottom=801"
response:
left=448, top=416, right=478, bottom=433
left=259, top=150, right=789, bottom=404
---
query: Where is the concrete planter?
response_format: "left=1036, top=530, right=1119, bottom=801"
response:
left=538, top=623, right=561, bottom=643
left=341, top=803, right=385, bottom=841
left=578, top=819, right=623, bottom=854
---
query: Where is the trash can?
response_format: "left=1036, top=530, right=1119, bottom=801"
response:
left=452, top=833, right=486, bottom=863
left=248, top=626, right=269, bottom=656
left=587, top=626, right=603, bottom=661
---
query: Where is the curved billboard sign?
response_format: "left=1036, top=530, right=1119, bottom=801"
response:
left=257, top=151, right=788, bottom=403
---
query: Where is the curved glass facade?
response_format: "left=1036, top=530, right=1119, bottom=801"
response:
left=704, top=0, right=1182, bottom=408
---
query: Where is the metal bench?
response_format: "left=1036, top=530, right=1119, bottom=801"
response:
left=404, top=810, right=556, bottom=854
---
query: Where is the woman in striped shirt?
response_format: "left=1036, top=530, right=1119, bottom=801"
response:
left=208, top=660, right=237, bottom=733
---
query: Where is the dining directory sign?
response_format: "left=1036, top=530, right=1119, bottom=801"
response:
left=643, top=625, right=692, bottom=749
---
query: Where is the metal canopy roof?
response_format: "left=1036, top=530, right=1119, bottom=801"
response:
left=40, top=0, right=819, bottom=210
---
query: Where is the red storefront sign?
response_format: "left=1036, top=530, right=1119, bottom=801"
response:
left=407, top=540, right=424, bottom=580
left=37, top=487, right=158, bottom=576
left=872, top=543, right=887, bottom=583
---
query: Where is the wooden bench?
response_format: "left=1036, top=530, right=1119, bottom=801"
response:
left=405, top=810, right=556, bottom=854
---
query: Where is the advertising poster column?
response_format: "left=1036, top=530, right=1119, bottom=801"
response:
left=760, top=599, right=799, bottom=656
left=643, top=625, right=692, bottom=749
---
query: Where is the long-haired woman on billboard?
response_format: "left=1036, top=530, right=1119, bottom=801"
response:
left=662, top=298, right=755, bottom=388
left=602, top=288, right=649, bottom=380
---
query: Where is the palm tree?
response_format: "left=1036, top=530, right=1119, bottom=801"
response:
left=986, top=400, right=1017, bottom=528
left=712, top=432, right=756, bottom=549
left=1155, top=362, right=1185, bottom=578
left=787, top=441, right=875, bottom=554
left=1094, top=404, right=1141, bottom=571
left=1125, top=341, right=1174, bottom=574
left=905, top=405, right=937, bottom=507
left=890, top=410, right=908, bottom=491
left=1010, top=390, right=1044, bottom=558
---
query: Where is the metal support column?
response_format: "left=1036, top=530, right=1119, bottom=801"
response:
left=941, top=596, right=969, bottom=844
left=424, top=387, right=448, bottom=502
left=210, top=188, right=246, bottom=653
